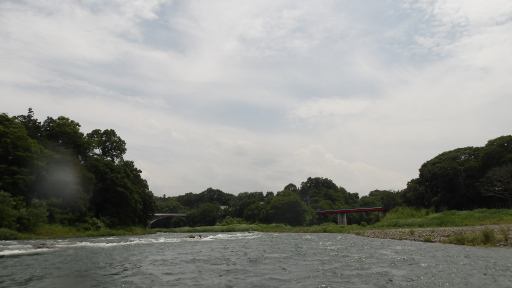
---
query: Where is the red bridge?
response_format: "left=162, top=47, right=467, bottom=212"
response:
left=314, top=207, right=394, bottom=225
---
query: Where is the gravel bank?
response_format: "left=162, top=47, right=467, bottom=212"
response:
left=356, top=224, right=512, bottom=247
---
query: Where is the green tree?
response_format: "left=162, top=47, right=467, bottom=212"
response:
left=0, top=114, right=45, bottom=199
left=86, top=129, right=127, bottom=162
left=40, top=116, right=88, bottom=160
left=298, top=177, right=345, bottom=209
left=283, top=183, right=298, bottom=193
left=175, top=192, right=200, bottom=209
left=0, top=191, right=47, bottom=232
left=477, top=164, right=512, bottom=208
left=12, top=108, right=42, bottom=139
left=243, top=202, right=264, bottom=223
left=155, top=197, right=188, bottom=213
left=364, top=190, right=402, bottom=208
left=231, top=192, right=265, bottom=219
left=480, top=136, right=512, bottom=172
left=31, top=150, right=94, bottom=225
left=86, top=158, right=155, bottom=227
left=0, top=191, right=18, bottom=230
left=267, top=190, right=313, bottom=226
left=198, top=187, right=234, bottom=206
left=400, top=178, right=427, bottom=207
left=186, top=203, right=221, bottom=227
left=418, top=147, right=481, bottom=210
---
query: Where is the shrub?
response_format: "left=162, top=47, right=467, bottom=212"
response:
left=0, top=228, right=23, bottom=240
left=382, top=206, right=432, bottom=221
left=499, top=227, right=510, bottom=242
left=216, top=217, right=247, bottom=226
left=480, top=229, right=496, bottom=245
left=446, top=232, right=468, bottom=245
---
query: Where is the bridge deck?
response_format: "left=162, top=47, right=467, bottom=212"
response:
left=153, top=213, right=186, bottom=217
left=314, top=207, right=393, bottom=214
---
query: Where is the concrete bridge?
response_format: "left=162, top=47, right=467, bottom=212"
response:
left=314, top=207, right=394, bottom=225
left=147, top=213, right=186, bottom=229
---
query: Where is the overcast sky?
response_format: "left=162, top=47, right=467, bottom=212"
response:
left=2, top=0, right=512, bottom=197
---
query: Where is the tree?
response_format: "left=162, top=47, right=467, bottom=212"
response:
left=198, top=187, right=234, bottom=206
left=31, top=151, right=93, bottom=224
left=480, top=136, right=512, bottom=172
left=86, top=129, right=126, bottom=162
left=298, top=177, right=345, bottom=208
left=155, top=197, right=188, bottom=213
left=400, top=178, right=427, bottom=207
left=418, top=147, right=481, bottom=210
left=283, top=183, right=298, bottom=193
left=267, top=190, right=313, bottom=226
left=186, top=203, right=221, bottom=227
left=231, top=192, right=265, bottom=219
left=40, top=116, right=88, bottom=160
left=86, top=158, right=155, bottom=227
left=243, top=202, right=265, bottom=223
left=12, top=108, right=42, bottom=139
left=0, top=191, right=47, bottom=232
left=478, top=164, right=512, bottom=208
left=175, top=192, right=200, bottom=209
left=0, top=113, right=45, bottom=199
left=364, top=190, right=402, bottom=208
left=0, top=191, right=18, bottom=230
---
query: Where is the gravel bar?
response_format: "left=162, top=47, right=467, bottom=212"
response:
left=356, top=224, right=512, bottom=247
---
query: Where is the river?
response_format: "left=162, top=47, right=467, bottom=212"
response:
left=1, top=232, right=511, bottom=287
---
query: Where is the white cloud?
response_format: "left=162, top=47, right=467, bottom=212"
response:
left=291, top=98, right=372, bottom=119
left=2, top=0, right=512, bottom=197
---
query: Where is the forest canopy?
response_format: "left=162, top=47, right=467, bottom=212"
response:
left=0, top=109, right=155, bottom=232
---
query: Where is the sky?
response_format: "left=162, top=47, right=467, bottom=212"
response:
left=1, top=0, right=512, bottom=197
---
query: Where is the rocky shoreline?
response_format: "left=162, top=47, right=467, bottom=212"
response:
left=356, top=224, right=512, bottom=247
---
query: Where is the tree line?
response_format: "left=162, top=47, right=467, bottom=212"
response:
left=1, top=109, right=155, bottom=232
left=152, top=178, right=401, bottom=228
left=154, top=136, right=512, bottom=228
left=401, top=136, right=512, bottom=210
left=2, top=108, right=511, bottom=232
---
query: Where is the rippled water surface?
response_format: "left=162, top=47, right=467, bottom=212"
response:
left=1, top=232, right=511, bottom=287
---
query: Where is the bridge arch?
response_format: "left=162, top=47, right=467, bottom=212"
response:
left=147, top=213, right=186, bottom=229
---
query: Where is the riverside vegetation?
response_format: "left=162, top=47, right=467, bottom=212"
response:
left=3, top=208, right=511, bottom=248
left=2, top=109, right=512, bottom=247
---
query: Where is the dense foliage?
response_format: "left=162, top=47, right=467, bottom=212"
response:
left=401, top=136, right=512, bottom=210
left=0, top=109, right=155, bottom=232
left=152, top=177, right=386, bottom=228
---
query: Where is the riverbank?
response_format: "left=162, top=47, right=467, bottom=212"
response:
left=0, top=225, right=157, bottom=240
left=3, top=224, right=512, bottom=247
left=3, top=208, right=512, bottom=248
left=355, top=224, right=512, bottom=247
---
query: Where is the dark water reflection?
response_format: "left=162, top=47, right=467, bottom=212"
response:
left=1, top=232, right=511, bottom=287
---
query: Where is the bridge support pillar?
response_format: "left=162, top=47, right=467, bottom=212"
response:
left=337, top=213, right=347, bottom=225
left=379, top=210, right=387, bottom=219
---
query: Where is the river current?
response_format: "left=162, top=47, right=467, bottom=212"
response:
left=1, top=232, right=511, bottom=287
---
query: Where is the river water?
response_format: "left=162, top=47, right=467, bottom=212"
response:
left=1, top=232, right=511, bottom=287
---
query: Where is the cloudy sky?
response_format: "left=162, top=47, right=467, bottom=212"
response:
left=2, top=0, right=512, bottom=197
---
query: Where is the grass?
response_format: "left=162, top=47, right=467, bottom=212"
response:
left=373, top=208, right=512, bottom=229
left=3, top=208, right=511, bottom=244
left=0, top=228, right=26, bottom=240
left=443, top=228, right=501, bottom=246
